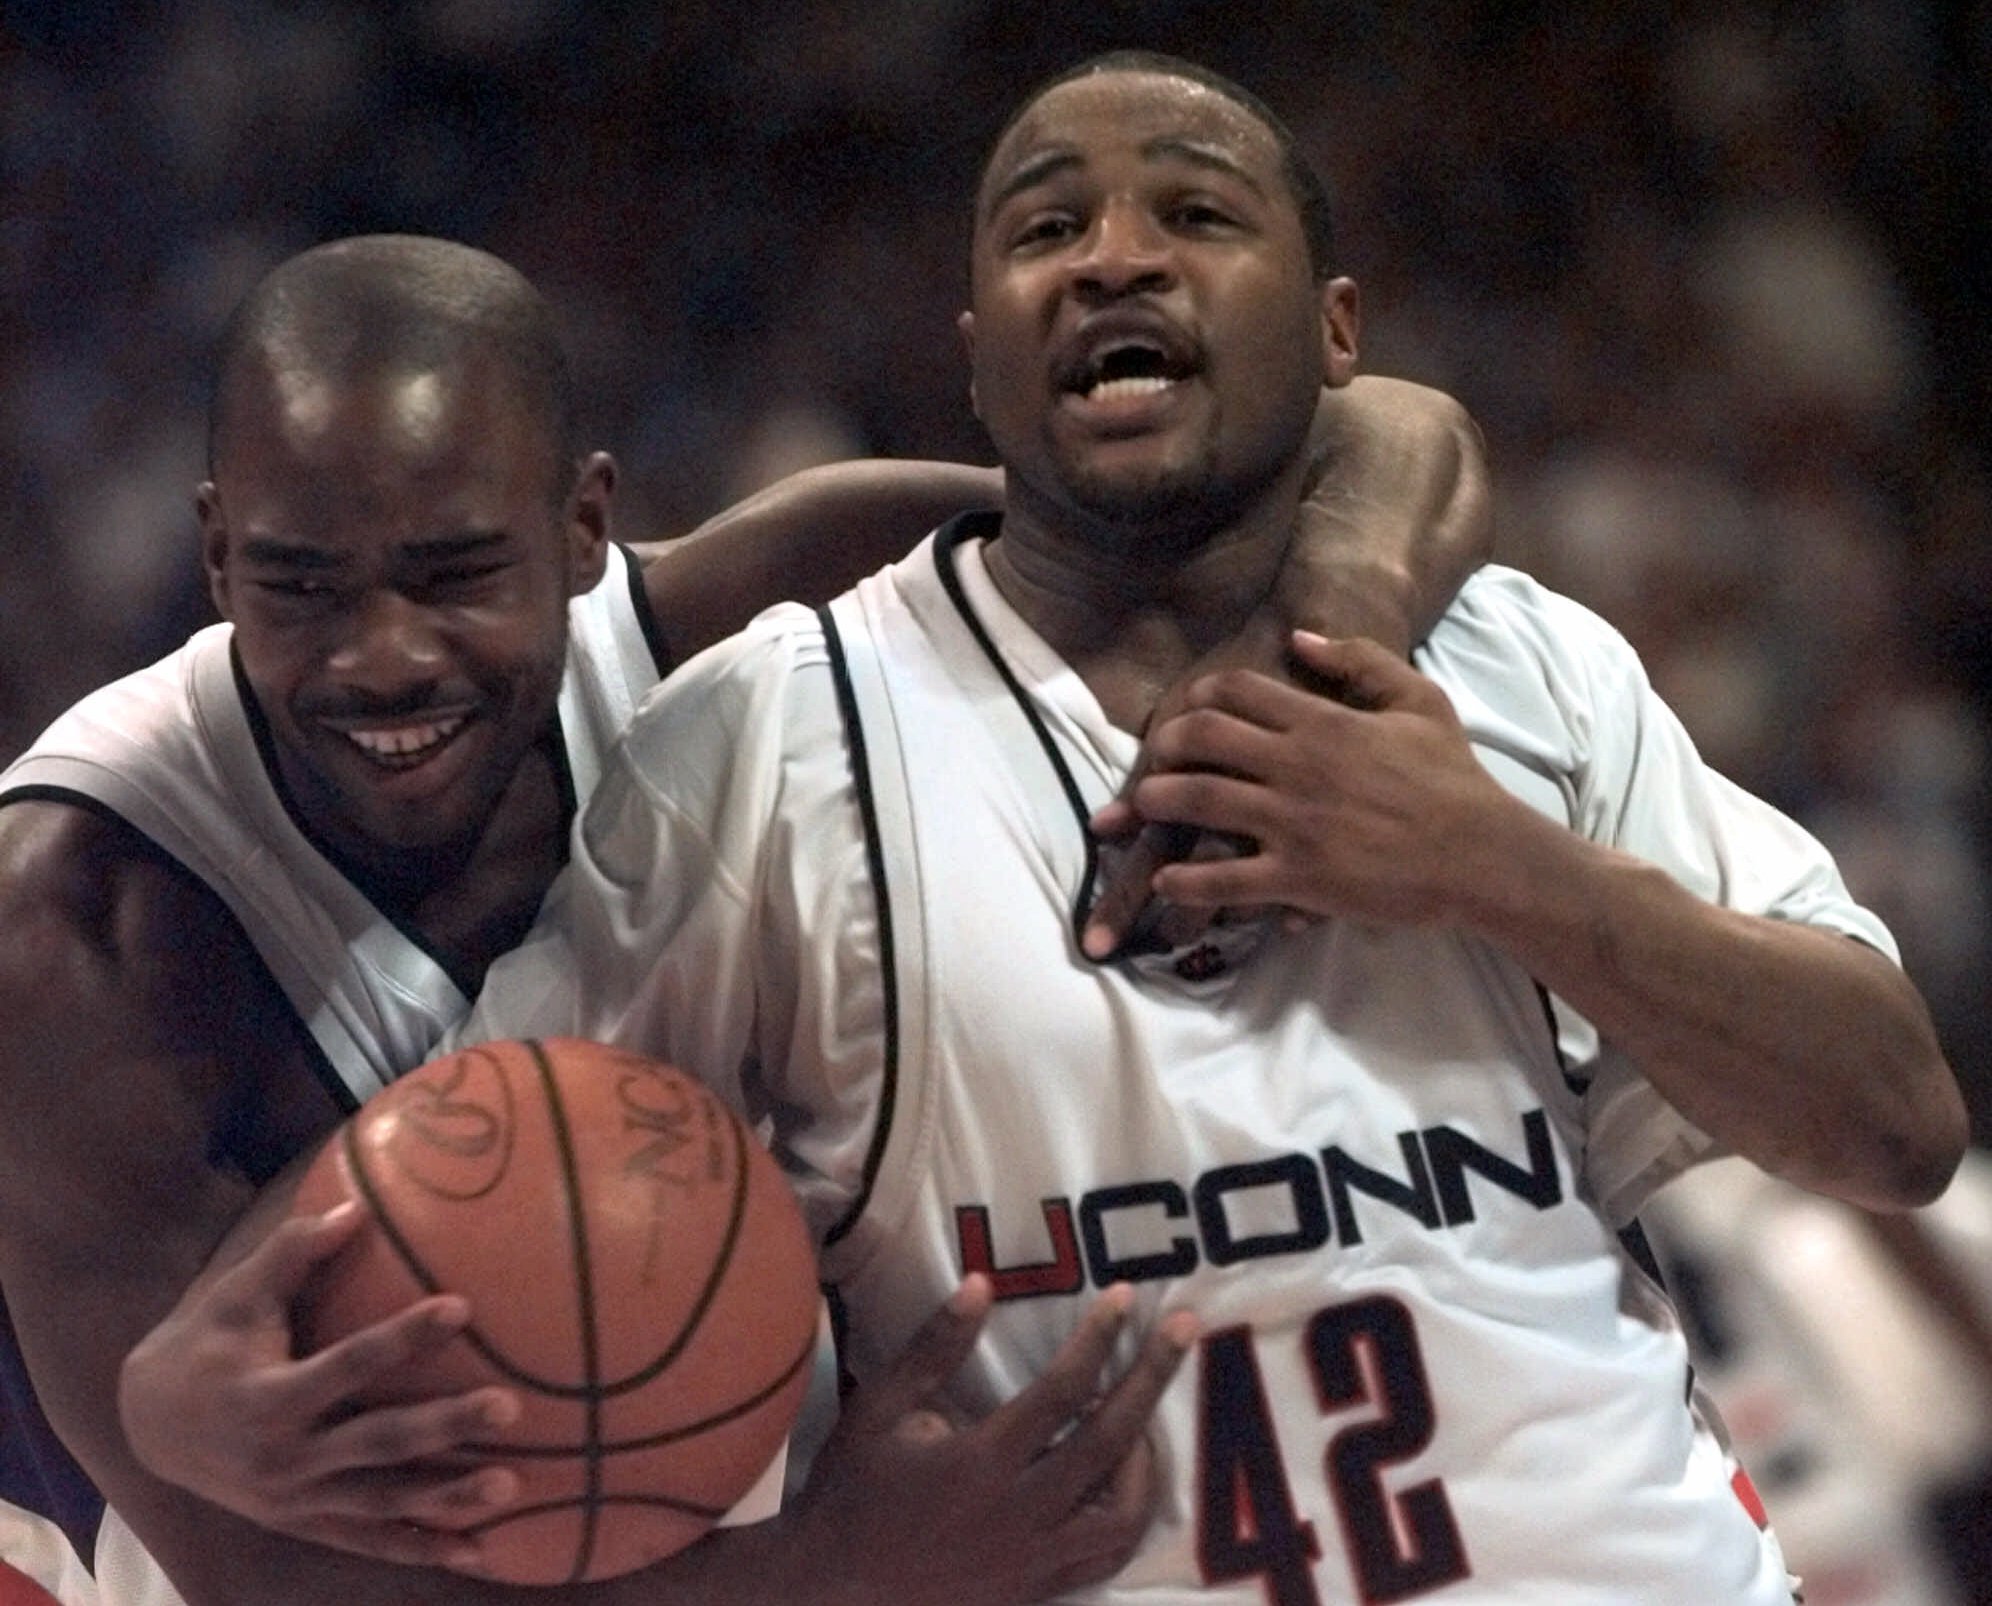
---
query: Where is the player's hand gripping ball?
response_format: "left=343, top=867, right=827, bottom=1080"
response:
left=291, top=1038, right=819, bottom=1584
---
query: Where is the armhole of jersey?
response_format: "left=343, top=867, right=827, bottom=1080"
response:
left=1612, top=1214, right=1694, bottom=1409
left=617, top=543, right=675, bottom=678
left=0, top=784, right=358, bottom=1123
left=1618, top=1216, right=1670, bottom=1292
left=815, top=603, right=900, bottom=1252
left=0, top=784, right=84, bottom=814
left=1533, top=981, right=1588, bottom=1097
left=822, top=1282, right=854, bottom=1399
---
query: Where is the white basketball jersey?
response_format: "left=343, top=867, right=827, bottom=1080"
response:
left=475, top=518, right=1900, bottom=1602
left=0, top=1497, right=97, bottom=1605
left=0, top=546, right=669, bottom=1111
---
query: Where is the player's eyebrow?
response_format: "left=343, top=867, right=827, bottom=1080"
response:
left=237, top=530, right=510, bottom=569
left=401, top=530, right=510, bottom=562
left=238, top=538, right=343, bottom=570
left=982, top=148, right=1083, bottom=221
left=1139, top=135, right=1270, bottom=199
left=982, top=135, right=1271, bottom=222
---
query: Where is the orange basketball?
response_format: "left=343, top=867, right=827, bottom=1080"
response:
left=290, top=1038, right=819, bottom=1585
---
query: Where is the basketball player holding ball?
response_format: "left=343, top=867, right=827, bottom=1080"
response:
left=0, top=231, right=1489, bottom=1606
left=285, top=1037, right=828, bottom=1587
left=443, top=54, right=1966, bottom=1602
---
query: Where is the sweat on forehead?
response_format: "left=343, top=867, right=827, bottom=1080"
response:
left=975, top=51, right=1338, bottom=279
left=208, top=235, right=576, bottom=479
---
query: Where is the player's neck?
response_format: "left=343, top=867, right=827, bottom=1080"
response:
left=342, top=738, right=570, bottom=992
left=985, top=486, right=1301, bottom=734
left=418, top=740, right=570, bottom=990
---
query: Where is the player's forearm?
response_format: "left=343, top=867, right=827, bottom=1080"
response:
left=695, top=459, right=1000, bottom=566
left=1282, top=378, right=1493, bottom=655
left=642, top=460, right=1003, bottom=661
left=623, top=1515, right=860, bottom=1606
left=1462, top=806, right=1968, bottom=1212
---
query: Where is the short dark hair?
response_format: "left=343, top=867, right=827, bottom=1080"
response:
left=208, top=235, right=577, bottom=497
left=978, top=50, right=1339, bottom=281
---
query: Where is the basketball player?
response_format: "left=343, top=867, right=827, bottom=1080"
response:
left=0, top=233, right=1489, bottom=1606
left=441, top=53, right=1968, bottom=1602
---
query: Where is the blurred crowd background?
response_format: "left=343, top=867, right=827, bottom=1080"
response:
left=3, top=0, right=1988, bottom=1599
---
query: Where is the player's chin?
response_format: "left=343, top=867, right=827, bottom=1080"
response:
left=337, top=767, right=497, bottom=864
left=1066, top=462, right=1200, bottom=519
left=1057, top=459, right=1235, bottom=549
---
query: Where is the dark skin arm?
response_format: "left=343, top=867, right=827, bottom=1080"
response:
left=630, top=460, right=1004, bottom=662
left=1084, top=375, right=1493, bottom=953
left=1115, top=634, right=1967, bottom=1210
left=0, top=800, right=369, bottom=1602
left=1286, top=375, right=1490, bottom=650
left=633, top=378, right=1487, bottom=666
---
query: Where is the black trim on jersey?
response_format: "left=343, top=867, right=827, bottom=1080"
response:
left=816, top=603, right=901, bottom=1251
left=823, top=1282, right=857, bottom=1399
left=229, top=639, right=577, bottom=1000
left=0, top=783, right=64, bottom=812
left=1617, top=1217, right=1668, bottom=1289
left=548, top=714, right=580, bottom=828
left=1531, top=981, right=1589, bottom=1096
left=1535, top=977, right=1679, bottom=1362
left=1536, top=980, right=1669, bottom=1290
left=931, top=514, right=1109, bottom=960
left=1611, top=1214, right=1691, bottom=1404
left=616, top=542, right=675, bottom=677
left=0, top=784, right=358, bottom=1124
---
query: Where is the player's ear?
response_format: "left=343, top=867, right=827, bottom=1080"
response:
left=1319, top=277, right=1359, bottom=390
left=563, top=451, right=614, bottom=597
left=196, top=482, right=235, bottom=621
left=958, top=310, right=981, bottom=419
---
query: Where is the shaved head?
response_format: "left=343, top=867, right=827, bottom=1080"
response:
left=209, top=235, right=577, bottom=497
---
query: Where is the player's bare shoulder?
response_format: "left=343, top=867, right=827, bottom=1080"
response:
left=0, top=799, right=333, bottom=1221
left=0, top=798, right=248, bottom=1040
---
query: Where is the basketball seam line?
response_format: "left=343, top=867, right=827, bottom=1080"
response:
left=527, top=1038, right=607, bottom=1584
left=459, top=1321, right=818, bottom=1458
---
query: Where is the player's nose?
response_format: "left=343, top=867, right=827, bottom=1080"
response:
left=325, top=588, right=447, bottom=692
left=1071, top=198, right=1175, bottom=300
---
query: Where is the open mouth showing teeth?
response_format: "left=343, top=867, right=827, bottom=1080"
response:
left=1070, top=340, right=1193, bottom=400
left=339, top=716, right=468, bottom=770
